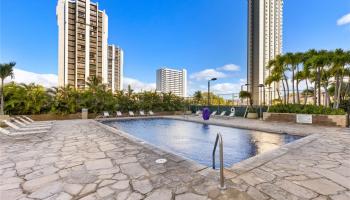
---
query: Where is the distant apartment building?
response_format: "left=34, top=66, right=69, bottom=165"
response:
left=247, top=0, right=283, bottom=105
left=57, top=0, right=123, bottom=92
left=156, top=68, right=187, bottom=97
left=107, top=45, right=123, bottom=92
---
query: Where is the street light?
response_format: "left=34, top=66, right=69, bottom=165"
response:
left=258, top=84, right=265, bottom=120
left=208, top=78, right=217, bottom=106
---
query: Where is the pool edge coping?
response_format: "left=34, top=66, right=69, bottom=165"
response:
left=94, top=117, right=320, bottom=179
left=93, top=119, right=212, bottom=175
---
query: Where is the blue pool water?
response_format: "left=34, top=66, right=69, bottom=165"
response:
left=104, top=118, right=302, bottom=167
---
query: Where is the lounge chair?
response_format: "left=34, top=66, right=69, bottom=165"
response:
left=139, top=111, right=145, bottom=116
left=12, top=118, right=26, bottom=126
left=22, top=116, right=35, bottom=122
left=12, top=118, right=49, bottom=128
left=3, top=120, right=50, bottom=131
left=103, top=111, right=110, bottom=118
left=210, top=111, right=217, bottom=116
left=0, top=127, right=47, bottom=136
left=129, top=111, right=135, bottom=116
left=218, top=111, right=226, bottom=117
left=18, top=116, right=52, bottom=125
left=148, top=110, right=154, bottom=116
left=116, top=111, right=123, bottom=117
left=226, top=112, right=235, bottom=118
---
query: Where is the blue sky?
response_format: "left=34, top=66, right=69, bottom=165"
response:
left=0, top=0, right=349, bottom=94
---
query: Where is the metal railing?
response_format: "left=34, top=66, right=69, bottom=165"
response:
left=212, top=133, right=226, bottom=189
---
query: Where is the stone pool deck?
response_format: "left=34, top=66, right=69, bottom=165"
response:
left=0, top=116, right=349, bottom=200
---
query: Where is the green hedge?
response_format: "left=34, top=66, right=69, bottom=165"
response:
left=268, top=104, right=346, bottom=115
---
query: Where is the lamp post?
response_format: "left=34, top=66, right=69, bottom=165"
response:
left=208, top=78, right=217, bottom=106
left=268, top=86, right=272, bottom=105
left=258, top=84, right=265, bottom=120
left=241, top=83, right=250, bottom=105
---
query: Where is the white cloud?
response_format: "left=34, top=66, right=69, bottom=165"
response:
left=211, top=79, right=246, bottom=94
left=217, top=64, right=240, bottom=71
left=187, top=79, right=246, bottom=97
left=4, top=68, right=156, bottom=92
left=337, top=13, right=350, bottom=26
left=123, top=77, right=156, bottom=92
left=5, top=68, right=58, bottom=88
left=190, top=69, right=227, bottom=81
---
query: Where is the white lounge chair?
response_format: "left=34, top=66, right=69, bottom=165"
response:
left=0, top=127, right=47, bottom=136
left=210, top=111, right=217, bottom=116
left=103, top=111, right=110, bottom=118
left=218, top=111, right=226, bottom=117
left=148, top=111, right=154, bottom=116
left=3, top=120, right=50, bottom=131
left=129, top=111, right=135, bottom=116
left=116, top=111, right=122, bottom=117
left=18, top=116, right=52, bottom=125
left=12, top=118, right=50, bottom=128
left=226, top=112, right=235, bottom=118
left=22, top=116, right=35, bottom=122
left=12, top=118, right=26, bottom=126
left=195, top=110, right=201, bottom=115
left=140, top=111, right=145, bottom=116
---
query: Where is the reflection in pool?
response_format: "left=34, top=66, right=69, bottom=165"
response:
left=104, top=118, right=302, bottom=167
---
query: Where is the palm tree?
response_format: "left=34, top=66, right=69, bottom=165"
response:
left=0, top=62, right=15, bottom=115
left=265, top=71, right=282, bottom=100
left=331, top=49, right=349, bottom=108
left=301, top=63, right=312, bottom=105
left=193, top=91, right=203, bottom=105
left=86, top=76, right=104, bottom=92
left=267, top=55, right=287, bottom=104
left=294, top=52, right=303, bottom=104
left=284, top=52, right=301, bottom=104
left=304, top=49, right=321, bottom=105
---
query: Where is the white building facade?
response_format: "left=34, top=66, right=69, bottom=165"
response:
left=156, top=68, right=187, bottom=97
left=247, top=0, right=283, bottom=105
left=107, top=45, right=123, bottom=92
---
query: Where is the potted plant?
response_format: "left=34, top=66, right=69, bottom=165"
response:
left=239, top=91, right=258, bottom=119
left=246, top=106, right=258, bottom=119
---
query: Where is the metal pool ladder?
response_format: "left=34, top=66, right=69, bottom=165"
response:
left=212, top=133, right=226, bottom=189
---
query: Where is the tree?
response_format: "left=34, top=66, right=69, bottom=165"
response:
left=266, top=55, right=287, bottom=104
left=304, top=49, right=320, bottom=105
left=51, top=85, right=81, bottom=114
left=239, top=91, right=252, bottom=106
left=86, top=76, right=105, bottom=93
left=0, top=62, right=15, bottom=115
left=331, top=49, right=350, bottom=108
left=193, top=91, right=203, bottom=105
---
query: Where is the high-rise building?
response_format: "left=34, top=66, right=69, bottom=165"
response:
left=107, top=45, right=123, bottom=92
left=247, top=0, right=283, bottom=105
left=156, top=68, right=187, bottom=97
left=57, top=0, right=108, bottom=89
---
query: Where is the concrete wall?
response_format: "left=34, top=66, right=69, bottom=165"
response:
left=263, top=112, right=349, bottom=127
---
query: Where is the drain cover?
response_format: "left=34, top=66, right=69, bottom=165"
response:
left=155, top=158, right=167, bottom=164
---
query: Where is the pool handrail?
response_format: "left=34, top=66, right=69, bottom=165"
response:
left=212, top=133, right=226, bottom=190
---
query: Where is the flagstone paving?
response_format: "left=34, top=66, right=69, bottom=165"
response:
left=0, top=117, right=349, bottom=200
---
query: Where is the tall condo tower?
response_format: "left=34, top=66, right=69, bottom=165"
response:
left=57, top=0, right=108, bottom=89
left=156, top=68, right=187, bottom=97
left=247, top=0, right=283, bottom=105
left=107, top=45, right=124, bottom=92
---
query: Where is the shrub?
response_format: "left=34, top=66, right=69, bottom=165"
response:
left=4, top=82, right=189, bottom=115
left=268, top=104, right=346, bottom=115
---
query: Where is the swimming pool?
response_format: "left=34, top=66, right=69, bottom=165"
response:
left=104, top=118, right=302, bottom=167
